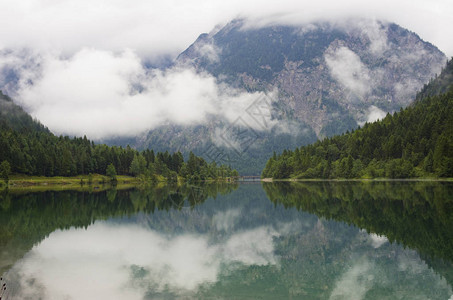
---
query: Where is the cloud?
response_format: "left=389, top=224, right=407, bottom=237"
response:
left=366, top=105, right=387, bottom=123
left=10, top=48, right=270, bottom=139
left=0, top=1, right=451, bottom=139
left=0, top=48, right=44, bottom=96
left=338, top=19, right=389, bottom=55
left=368, top=233, right=388, bottom=248
left=325, top=46, right=371, bottom=97
left=0, top=0, right=451, bottom=61
left=213, top=208, right=241, bottom=231
left=329, top=259, right=375, bottom=300
left=193, top=41, right=222, bottom=63
left=9, top=222, right=279, bottom=299
left=357, top=105, right=387, bottom=127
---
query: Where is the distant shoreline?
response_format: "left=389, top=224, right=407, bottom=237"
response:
left=261, top=178, right=453, bottom=182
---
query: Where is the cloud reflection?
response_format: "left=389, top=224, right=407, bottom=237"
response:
left=8, top=222, right=279, bottom=299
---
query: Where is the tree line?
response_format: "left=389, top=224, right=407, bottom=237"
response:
left=0, top=127, right=237, bottom=181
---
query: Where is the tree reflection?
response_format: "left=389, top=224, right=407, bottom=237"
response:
left=263, top=181, right=453, bottom=263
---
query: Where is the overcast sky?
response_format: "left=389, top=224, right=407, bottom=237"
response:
left=1, top=0, right=452, bottom=60
left=0, top=0, right=452, bottom=139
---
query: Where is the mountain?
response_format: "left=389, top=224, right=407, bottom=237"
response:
left=118, top=18, right=446, bottom=175
left=177, top=18, right=446, bottom=135
left=262, top=58, right=453, bottom=179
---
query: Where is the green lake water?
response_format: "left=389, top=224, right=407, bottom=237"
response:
left=1, top=181, right=452, bottom=299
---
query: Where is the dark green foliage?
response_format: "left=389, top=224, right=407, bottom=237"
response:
left=106, top=163, right=117, bottom=182
left=263, top=60, right=453, bottom=179
left=0, top=160, right=10, bottom=183
left=129, top=154, right=147, bottom=176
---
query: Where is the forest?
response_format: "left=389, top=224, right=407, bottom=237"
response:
left=0, top=92, right=237, bottom=182
left=262, top=59, right=453, bottom=179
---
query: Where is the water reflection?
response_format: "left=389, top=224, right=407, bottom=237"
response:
left=263, top=181, right=453, bottom=262
left=0, top=183, right=238, bottom=276
left=1, top=182, right=453, bottom=299
left=8, top=223, right=279, bottom=299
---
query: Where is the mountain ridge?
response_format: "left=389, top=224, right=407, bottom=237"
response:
left=177, top=18, right=446, bottom=135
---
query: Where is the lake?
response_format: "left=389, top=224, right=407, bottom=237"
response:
left=1, top=181, right=453, bottom=299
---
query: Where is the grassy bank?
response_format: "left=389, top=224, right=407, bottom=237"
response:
left=1, top=174, right=140, bottom=192
left=0, top=174, right=239, bottom=192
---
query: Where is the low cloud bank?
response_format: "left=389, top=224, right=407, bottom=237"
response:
left=5, top=48, right=268, bottom=139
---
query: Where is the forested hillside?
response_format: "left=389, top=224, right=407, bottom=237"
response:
left=262, top=59, right=453, bottom=179
left=0, top=92, right=237, bottom=181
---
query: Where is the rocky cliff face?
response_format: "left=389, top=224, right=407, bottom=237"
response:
left=177, top=19, right=446, bottom=136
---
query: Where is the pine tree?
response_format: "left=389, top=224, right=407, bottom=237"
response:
left=129, top=154, right=147, bottom=176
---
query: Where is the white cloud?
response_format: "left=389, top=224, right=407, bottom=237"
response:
left=340, top=19, right=389, bottom=55
left=325, top=46, right=371, bottom=97
left=329, top=259, right=375, bottom=300
left=213, top=208, right=241, bottom=231
left=0, top=0, right=451, bottom=61
left=366, top=105, right=387, bottom=123
left=223, top=226, right=279, bottom=265
left=11, top=48, right=270, bottom=139
left=369, top=233, right=388, bottom=248
left=195, top=42, right=222, bottom=63
left=357, top=105, right=388, bottom=127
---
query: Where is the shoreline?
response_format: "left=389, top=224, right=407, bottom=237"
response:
left=0, top=174, right=239, bottom=192
left=260, top=178, right=453, bottom=182
left=1, top=174, right=141, bottom=192
left=2, top=175, right=452, bottom=192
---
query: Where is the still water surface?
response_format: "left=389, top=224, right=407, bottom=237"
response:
left=1, top=181, right=453, bottom=299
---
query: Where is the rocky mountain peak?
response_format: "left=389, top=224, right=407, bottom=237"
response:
left=177, top=18, right=446, bottom=136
